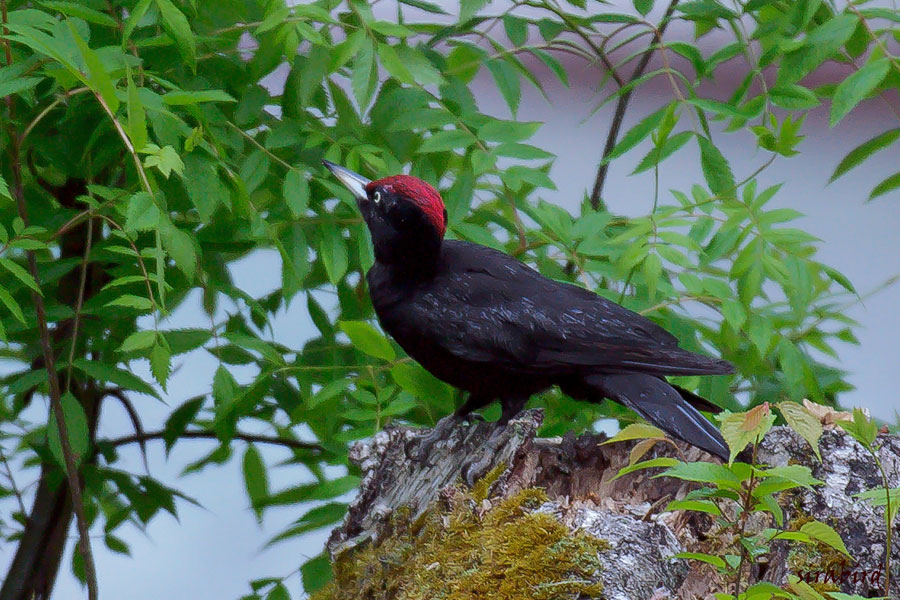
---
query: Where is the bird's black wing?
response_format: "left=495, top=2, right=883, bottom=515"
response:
left=415, top=241, right=733, bottom=376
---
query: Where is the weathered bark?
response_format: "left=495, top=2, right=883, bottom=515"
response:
left=320, top=409, right=899, bottom=600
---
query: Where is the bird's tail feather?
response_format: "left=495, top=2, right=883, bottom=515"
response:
left=671, top=384, right=724, bottom=414
left=584, top=373, right=729, bottom=461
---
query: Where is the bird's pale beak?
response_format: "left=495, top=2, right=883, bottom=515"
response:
left=322, top=160, right=371, bottom=202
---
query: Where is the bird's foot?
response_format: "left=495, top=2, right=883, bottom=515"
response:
left=460, top=421, right=509, bottom=487
left=408, top=412, right=483, bottom=464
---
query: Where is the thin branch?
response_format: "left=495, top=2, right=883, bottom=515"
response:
left=3, top=2, right=99, bottom=595
left=0, top=446, right=27, bottom=518
left=106, top=429, right=324, bottom=452
left=3, top=49, right=100, bottom=600
left=523, top=0, right=624, bottom=86
left=64, top=215, right=93, bottom=393
left=20, top=87, right=91, bottom=145
left=590, top=0, right=682, bottom=210
left=102, top=388, right=149, bottom=472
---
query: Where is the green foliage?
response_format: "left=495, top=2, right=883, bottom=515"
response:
left=614, top=405, right=894, bottom=599
left=0, top=0, right=896, bottom=597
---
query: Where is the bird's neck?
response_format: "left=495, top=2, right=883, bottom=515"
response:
left=373, top=229, right=442, bottom=278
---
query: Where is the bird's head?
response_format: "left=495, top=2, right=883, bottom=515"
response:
left=322, top=160, right=447, bottom=268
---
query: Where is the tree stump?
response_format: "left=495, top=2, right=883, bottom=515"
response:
left=313, top=409, right=899, bottom=600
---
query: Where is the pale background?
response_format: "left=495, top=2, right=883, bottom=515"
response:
left=3, top=2, right=898, bottom=598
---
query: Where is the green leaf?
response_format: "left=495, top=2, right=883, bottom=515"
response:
left=370, top=20, right=415, bottom=38
left=301, top=553, right=332, bottom=593
left=838, top=407, right=878, bottom=449
left=118, top=330, right=157, bottom=353
left=532, top=48, right=568, bottom=86
left=831, top=129, right=900, bottom=182
left=665, top=499, right=722, bottom=516
left=243, top=445, right=268, bottom=513
left=339, top=321, right=395, bottom=361
left=603, top=104, right=671, bottom=164
left=778, top=15, right=857, bottom=86
left=149, top=341, right=171, bottom=389
left=632, top=131, right=693, bottom=174
left=830, top=58, right=890, bottom=126
left=266, top=583, right=290, bottom=600
left=266, top=502, right=348, bottom=547
left=182, top=155, right=225, bottom=222
left=391, top=362, right=454, bottom=409
left=104, top=534, right=130, bottom=556
left=769, top=84, right=820, bottom=110
left=163, top=397, right=204, bottom=451
left=306, top=379, right=350, bottom=410
left=0, top=257, right=41, bottom=294
left=459, top=0, right=489, bottom=23
left=758, top=465, right=822, bottom=489
left=284, top=170, right=309, bottom=218
left=376, top=43, right=414, bottom=84
left=657, top=461, right=742, bottom=490
left=419, top=130, right=476, bottom=153
left=799, top=520, right=852, bottom=557
left=126, top=73, right=148, bottom=152
left=144, top=145, right=185, bottom=179
left=776, top=401, right=823, bottom=460
left=123, top=0, right=151, bottom=42
left=351, top=39, right=376, bottom=109
left=162, top=90, right=236, bottom=105
left=0, top=76, right=42, bottom=99
left=697, top=136, right=736, bottom=200
left=399, top=0, right=448, bottom=14
left=612, top=456, right=679, bottom=480
left=486, top=58, right=521, bottom=116
left=787, top=575, right=828, bottom=600
left=155, top=0, right=196, bottom=71
left=125, top=192, right=160, bottom=232
left=502, top=14, right=528, bottom=46
left=718, top=407, right=775, bottom=463
left=67, top=20, right=119, bottom=113
left=0, top=285, right=25, bottom=323
left=319, top=221, right=348, bottom=284
left=478, top=119, right=541, bottom=143
left=868, top=171, right=900, bottom=201
left=0, top=174, right=9, bottom=200
left=395, top=45, right=444, bottom=86
left=42, top=2, right=119, bottom=27
left=634, top=0, right=654, bottom=15
left=72, top=358, right=158, bottom=397
left=106, top=294, right=153, bottom=312
left=601, top=422, right=667, bottom=444
left=673, top=552, right=726, bottom=569
left=47, top=392, right=90, bottom=468
left=160, top=221, right=197, bottom=278
left=494, top=143, right=555, bottom=160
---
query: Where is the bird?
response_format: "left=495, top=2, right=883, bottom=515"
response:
left=323, top=160, right=733, bottom=461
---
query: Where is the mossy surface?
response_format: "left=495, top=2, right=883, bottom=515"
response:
left=785, top=513, right=851, bottom=593
left=312, top=480, right=609, bottom=600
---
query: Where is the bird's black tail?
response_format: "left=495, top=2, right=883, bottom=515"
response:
left=583, top=373, right=729, bottom=461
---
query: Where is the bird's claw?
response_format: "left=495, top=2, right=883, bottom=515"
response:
left=407, top=412, right=483, bottom=464
left=461, top=422, right=508, bottom=487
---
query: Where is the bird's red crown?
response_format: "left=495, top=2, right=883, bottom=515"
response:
left=367, top=175, right=446, bottom=238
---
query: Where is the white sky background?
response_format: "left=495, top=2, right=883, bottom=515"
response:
left=5, top=1, right=898, bottom=599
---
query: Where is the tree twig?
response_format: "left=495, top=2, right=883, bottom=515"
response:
left=589, top=0, right=682, bottom=210
left=0, top=446, right=27, bottom=519
left=2, top=2, right=100, bottom=596
left=106, top=429, right=324, bottom=452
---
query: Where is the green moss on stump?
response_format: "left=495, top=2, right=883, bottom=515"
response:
left=313, top=477, right=608, bottom=600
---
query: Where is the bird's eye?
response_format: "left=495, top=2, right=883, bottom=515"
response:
left=373, top=190, right=382, bottom=204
